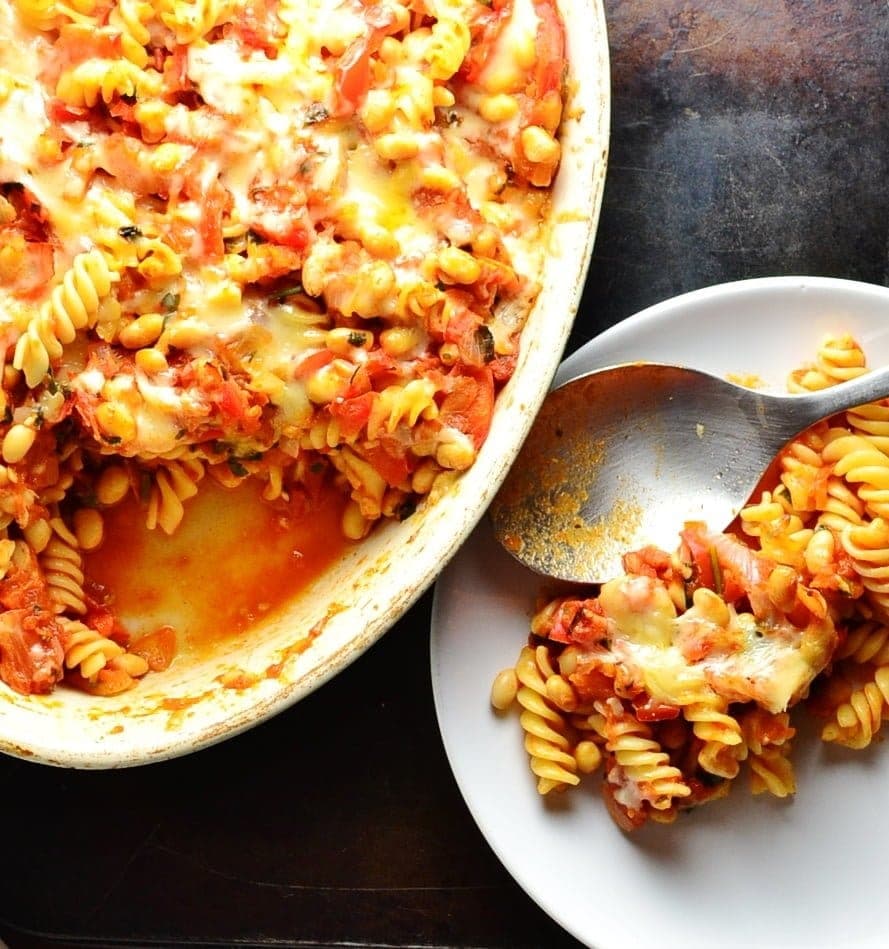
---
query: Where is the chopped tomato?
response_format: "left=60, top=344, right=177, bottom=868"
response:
left=0, top=608, right=64, bottom=695
left=45, top=98, right=88, bottom=125
left=335, top=40, right=372, bottom=116
left=362, top=350, right=402, bottom=389
left=461, top=0, right=565, bottom=102
left=530, top=0, right=565, bottom=101
left=362, top=441, right=412, bottom=488
left=680, top=523, right=718, bottom=591
left=195, top=177, right=230, bottom=261
left=488, top=353, right=516, bottom=383
left=129, top=625, right=177, bottom=672
left=227, top=0, right=284, bottom=57
left=293, top=349, right=335, bottom=380
left=438, top=365, right=494, bottom=449
left=334, top=4, right=400, bottom=116
left=97, top=134, right=170, bottom=196
left=248, top=188, right=312, bottom=252
left=107, top=98, right=146, bottom=137
left=414, top=188, right=487, bottom=246
left=328, top=392, right=374, bottom=439
left=0, top=237, right=54, bottom=299
left=0, top=551, right=64, bottom=695
left=541, top=596, right=609, bottom=646
left=681, top=522, right=773, bottom=606
left=461, top=0, right=513, bottom=84
left=254, top=216, right=310, bottom=250
left=82, top=601, right=120, bottom=642
left=568, top=660, right=616, bottom=700
left=623, top=545, right=674, bottom=580
left=1, top=185, right=50, bottom=242
left=633, top=696, right=681, bottom=722
left=163, top=44, right=192, bottom=95
left=40, top=24, right=122, bottom=86
left=189, top=363, right=266, bottom=432
left=216, top=379, right=248, bottom=420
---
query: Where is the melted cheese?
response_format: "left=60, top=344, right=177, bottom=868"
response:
left=478, top=0, right=540, bottom=94
left=0, top=0, right=557, bottom=459
left=599, top=575, right=834, bottom=713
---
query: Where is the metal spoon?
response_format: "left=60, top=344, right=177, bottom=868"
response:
left=490, top=361, right=889, bottom=583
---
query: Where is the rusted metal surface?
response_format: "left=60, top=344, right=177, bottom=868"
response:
left=3, top=2, right=888, bottom=947
left=574, top=0, right=889, bottom=357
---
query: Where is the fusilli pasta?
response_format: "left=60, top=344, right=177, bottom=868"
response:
left=0, top=0, right=568, bottom=695
left=494, top=333, right=889, bottom=829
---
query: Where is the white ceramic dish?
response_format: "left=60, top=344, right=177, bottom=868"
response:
left=0, top=0, right=610, bottom=768
left=431, top=276, right=889, bottom=949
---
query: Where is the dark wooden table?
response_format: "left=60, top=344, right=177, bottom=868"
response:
left=3, top=2, right=888, bottom=947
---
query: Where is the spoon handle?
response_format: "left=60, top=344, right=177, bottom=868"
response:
left=771, top=363, right=889, bottom=434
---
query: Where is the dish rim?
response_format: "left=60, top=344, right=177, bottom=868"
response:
left=0, top=0, right=612, bottom=769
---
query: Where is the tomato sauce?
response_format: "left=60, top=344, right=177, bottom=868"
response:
left=84, top=478, right=353, bottom=658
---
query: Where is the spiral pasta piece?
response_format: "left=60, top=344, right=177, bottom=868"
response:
left=515, top=645, right=582, bottom=793
left=63, top=619, right=125, bottom=679
left=740, top=491, right=813, bottom=570
left=838, top=622, right=889, bottom=665
left=12, top=0, right=60, bottom=30
left=107, top=0, right=154, bottom=67
left=56, top=58, right=163, bottom=108
left=823, top=433, right=889, bottom=521
left=599, top=699, right=691, bottom=812
left=50, top=249, right=119, bottom=339
left=426, top=14, right=471, bottom=81
left=739, top=490, right=795, bottom=537
left=39, top=517, right=87, bottom=616
left=331, top=446, right=390, bottom=520
left=61, top=619, right=149, bottom=693
left=846, top=400, right=889, bottom=453
left=682, top=693, right=745, bottom=779
left=13, top=250, right=119, bottom=387
left=158, top=0, right=229, bottom=42
left=38, top=443, right=84, bottom=507
left=13, top=307, right=63, bottom=389
left=779, top=428, right=829, bottom=512
left=144, top=458, right=205, bottom=534
left=787, top=333, right=867, bottom=392
left=821, top=666, right=889, bottom=749
left=737, top=707, right=796, bottom=797
left=816, top=478, right=867, bottom=532
left=748, top=746, right=796, bottom=797
left=366, top=380, right=439, bottom=440
left=840, top=519, right=889, bottom=617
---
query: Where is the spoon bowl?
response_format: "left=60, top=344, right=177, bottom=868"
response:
left=490, top=360, right=889, bottom=583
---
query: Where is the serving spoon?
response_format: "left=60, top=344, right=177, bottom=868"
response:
left=489, top=361, right=889, bottom=584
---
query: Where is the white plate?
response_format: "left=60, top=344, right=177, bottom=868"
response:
left=431, top=276, right=889, bottom=949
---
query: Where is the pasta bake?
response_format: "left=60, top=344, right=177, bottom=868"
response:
left=493, top=334, right=889, bottom=830
left=0, top=0, right=566, bottom=695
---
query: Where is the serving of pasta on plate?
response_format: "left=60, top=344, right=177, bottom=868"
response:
left=0, top=0, right=577, bottom=700
left=492, top=332, right=889, bottom=830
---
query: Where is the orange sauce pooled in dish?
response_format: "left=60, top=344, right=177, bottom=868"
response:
left=84, top=478, right=352, bottom=657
